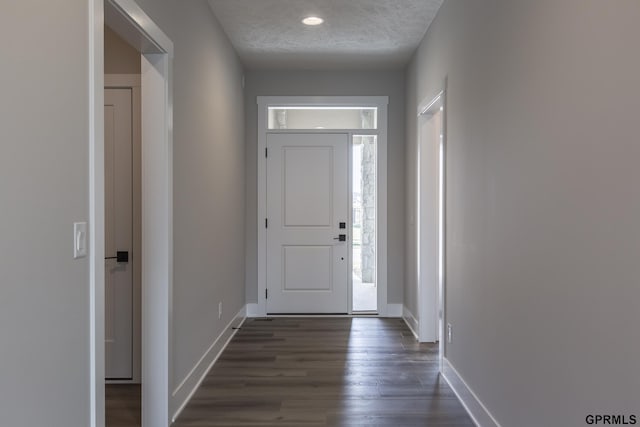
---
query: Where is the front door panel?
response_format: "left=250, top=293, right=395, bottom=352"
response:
left=266, top=133, right=348, bottom=314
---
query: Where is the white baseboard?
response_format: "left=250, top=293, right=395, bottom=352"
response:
left=402, top=306, right=419, bottom=340
left=171, top=306, right=246, bottom=422
left=246, top=302, right=402, bottom=318
left=442, top=358, right=501, bottom=427
left=246, top=303, right=259, bottom=317
left=386, top=303, right=403, bottom=317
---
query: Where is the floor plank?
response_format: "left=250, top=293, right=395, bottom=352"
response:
left=174, top=317, right=473, bottom=427
left=106, top=384, right=141, bottom=427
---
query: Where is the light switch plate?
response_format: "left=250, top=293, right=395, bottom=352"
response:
left=73, top=222, right=88, bottom=259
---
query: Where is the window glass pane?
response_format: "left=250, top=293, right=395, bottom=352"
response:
left=268, top=107, right=377, bottom=130
left=352, top=135, right=377, bottom=312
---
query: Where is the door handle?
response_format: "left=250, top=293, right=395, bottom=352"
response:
left=333, top=234, right=347, bottom=242
left=105, top=251, right=129, bottom=263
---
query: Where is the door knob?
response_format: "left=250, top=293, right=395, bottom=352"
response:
left=333, top=234, right=346, bottom=242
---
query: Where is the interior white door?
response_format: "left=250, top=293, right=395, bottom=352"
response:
left=266, top=133, right=349, bottom=314
left=105, top=88, right=133, bottom=379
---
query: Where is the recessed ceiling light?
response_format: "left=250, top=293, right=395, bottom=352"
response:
left=302, top=16, right=324, bottom=26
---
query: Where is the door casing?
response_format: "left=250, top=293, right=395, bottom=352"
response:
left=90, top=1, right=174, bottom=426
left=257, top=96, right=389, bottom=317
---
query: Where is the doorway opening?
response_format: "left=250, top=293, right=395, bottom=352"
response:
left=90, top=1, right=174, bottom=426
left=104, top=24, right=142, bottom=427
left=416, top=89, right=446, bottom=369
left=257, top=97, right=389, bottom=316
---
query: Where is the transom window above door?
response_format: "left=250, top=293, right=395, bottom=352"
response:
left=268, top=106, right=378, bottom=130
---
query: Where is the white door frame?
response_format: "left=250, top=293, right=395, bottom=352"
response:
left=256, top=96, right=389, bottom=316
left=416, top=87, right=446, bottom=364
left=90, top=1, right=174, bottom=426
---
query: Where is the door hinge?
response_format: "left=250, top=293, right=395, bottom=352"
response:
left=265, top=288, right=268, bottom=299
left=265, top=218, right=268, bottom=228
left=265, top=147, right=268, bottom=158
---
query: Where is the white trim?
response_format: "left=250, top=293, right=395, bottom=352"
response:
left=140, top=50, right=173, bottom=427
left=376, top=104, right=388, bottom=317
left=385, top=304, right=403, bottom=317
left=256, top=96, right=388, bottom=317
left=257, top=101, right=266, bottom=316
left=171, top=307, right=247, bottom=422
left=246, top=303, right=260, bottom=317
left=266, top=129, right=380, bottom=135
left=105, top=75, right=142, bottom=385
left=417, top=92, right=443, bottom=117
left=439, top=83, right=448, bottom=372
left=259, top=96, right=388, bottom=108
left=92, top=2, right=174, bottom=427
left=259, top=314, right=382, bottom=318
left=104, top=0, right=173, bottom=56
left=89, top=1, right=105, bottom=426
left=442, top=358, right=501, bottom=427
left=402, top=306, right=419, bottom=340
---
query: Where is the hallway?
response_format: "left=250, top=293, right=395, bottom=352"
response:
left=5, top=1, right=640, bottom=425
left=173, top=318, right=472, bottom=426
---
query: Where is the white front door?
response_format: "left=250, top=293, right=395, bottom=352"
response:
left=266, top=133, right=349, bottom=314
left=105, top=88, right=133, bottom=379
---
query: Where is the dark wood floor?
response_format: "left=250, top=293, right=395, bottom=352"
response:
left=106, top=384, right=141, bottom=427
left=174, top=317, right=473, bottom=427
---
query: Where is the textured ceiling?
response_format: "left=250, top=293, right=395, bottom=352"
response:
left=207, top=0, right=444, bottom=70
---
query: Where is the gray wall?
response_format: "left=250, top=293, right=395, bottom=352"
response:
left=0, top=1, right=91, bottom=425
left=244, top=70, right=405, bottom=305
left=105, top=26, right=141, bottom=75
left=0, top=1, right=245, bottom=425
left=405, top=1, right=640, bottom=425
left=134, top=0, right=246, bottom=396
